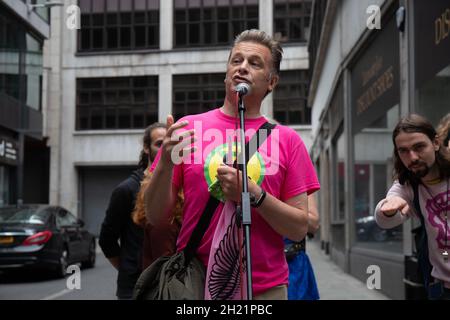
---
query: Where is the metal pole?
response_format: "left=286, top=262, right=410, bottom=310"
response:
left=237, top=94, right=253, bottom=300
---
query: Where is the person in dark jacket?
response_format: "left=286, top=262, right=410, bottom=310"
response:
left=99, top=122, right=166, bottom=299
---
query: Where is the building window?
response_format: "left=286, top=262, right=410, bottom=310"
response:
left=0, top=9, right=22, bottom=49
left=0, top=74, right=21, bottom=101
left=0, top=9, right=43, bottom=111
left=273, top=0, right=312, bottom=43
left=273, top=70, right=310, bottom=125
left=174, top=0, right=258, bottom=48
left=76, top=76, right=158, bottom=130
left=30, top=0, right=50, bottom=23
left=78, top=0, right=159, bottom=52
left=331, top=123, right=345, bottom=223
left=353, top=105, right=402, bottom=252
left=173, top=73, right=225, bottom=120
left=417, top=64, right=450, bottom=127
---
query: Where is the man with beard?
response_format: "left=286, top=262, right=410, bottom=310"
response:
left=99, top=122, right=166, bottom=299
left=374, top=114, right=450, bottom=300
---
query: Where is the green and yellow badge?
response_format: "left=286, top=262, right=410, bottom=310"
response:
left=204, top=143, right=266, bottom=202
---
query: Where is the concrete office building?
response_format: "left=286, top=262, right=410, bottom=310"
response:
left=44, top=0, right=314, bottom=236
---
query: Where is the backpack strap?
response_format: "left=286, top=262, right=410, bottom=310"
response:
left=411, top=181, right=433, bottom=292
left=183, top=121, right=276, bottom=264
left=242, top=122, right=276, bottom=170
left=412, top=182, right=424, bottom=226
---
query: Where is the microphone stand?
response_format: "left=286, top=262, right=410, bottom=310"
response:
left=236, top=92, right=253, bottom=300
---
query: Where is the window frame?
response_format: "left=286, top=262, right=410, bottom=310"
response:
left=173, top=0, right=259, bottom=48
left=76, top=76, right=159, bottom=131
left=273, top=0, right=312, bottom=43
left=77, top=0, right=160, bottom=53
left=273, top=69, right=311, bottom=125
left=172, top=73, right=225, bottom=120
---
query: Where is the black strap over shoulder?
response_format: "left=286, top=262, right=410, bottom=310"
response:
left=242, top=122, right=276, bottom=170
left=183, top=121, right=276, bottom=264
left=411, top=181, right=433, bottom=290
left=412, top=182, right=423, bottom=225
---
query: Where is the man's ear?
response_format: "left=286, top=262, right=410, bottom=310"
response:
left=433, top=135, right=440, bottom=151
left=268, top=74, right=279, bottom=92
left=143, top=145, right=150, bottom=155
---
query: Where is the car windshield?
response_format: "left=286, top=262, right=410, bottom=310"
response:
left=0, top=207, right=50, bottom=225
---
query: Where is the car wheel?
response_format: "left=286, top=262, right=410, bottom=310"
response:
left=81, top=240, right=96, bottom=269
left=56, top=248, right=68, bottom=278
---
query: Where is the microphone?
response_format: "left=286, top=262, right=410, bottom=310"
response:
left=235, top=83, right=251, bottom=96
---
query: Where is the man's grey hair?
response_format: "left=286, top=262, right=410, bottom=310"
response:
left=232, top=29, right=284, bottom=75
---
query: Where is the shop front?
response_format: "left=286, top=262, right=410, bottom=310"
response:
left=348, top=9, right=403, bottom=299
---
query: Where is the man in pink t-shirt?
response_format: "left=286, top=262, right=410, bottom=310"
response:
left=145, top=29, right=320, bottom=299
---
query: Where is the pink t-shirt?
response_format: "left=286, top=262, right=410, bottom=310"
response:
left=152, top=108, right=320, bottom=296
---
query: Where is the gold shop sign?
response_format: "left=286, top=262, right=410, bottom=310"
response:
left=351, top=15, right=399, bottom=135
left=357, top=63, right=394, bottom=116
left=415, top=0, right=450, bottom=89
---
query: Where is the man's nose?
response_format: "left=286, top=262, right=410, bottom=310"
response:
left=238, top=60, right=249, bottom=73
left=409, top=150, right=419, bottom=161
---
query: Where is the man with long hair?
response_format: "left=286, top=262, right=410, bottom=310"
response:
left=374, top=114, right=450, bottom=300
left=99, top=122, right=166, bottom=299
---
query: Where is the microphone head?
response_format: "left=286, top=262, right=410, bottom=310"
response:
left=235, top=83, right=251, bottom=96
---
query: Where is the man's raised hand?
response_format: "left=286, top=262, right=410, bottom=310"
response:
left=380, top=196, right=410, bottom=217
left=160, top=115, right=196, bottom=166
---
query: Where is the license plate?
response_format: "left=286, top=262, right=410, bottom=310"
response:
left=0, top=236, right=14, bottom=244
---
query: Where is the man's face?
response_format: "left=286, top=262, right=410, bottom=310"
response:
left=395, top=131, right=440, bottom=178
left=146, top=127, right=167, bottom=163
left=225, top=42, right=278, bottom=100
